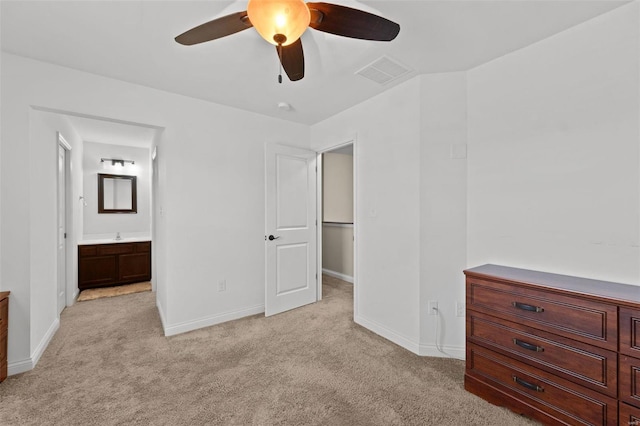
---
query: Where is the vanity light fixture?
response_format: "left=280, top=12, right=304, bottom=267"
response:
left=100, top=158, right=135, bottom=167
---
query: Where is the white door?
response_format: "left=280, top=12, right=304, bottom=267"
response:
left=265, top=144, right=317, bottom=316
left=57, top=144, right=67, bottom=314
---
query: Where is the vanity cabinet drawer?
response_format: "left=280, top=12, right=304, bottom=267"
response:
left=468, top=310, right=617, bottom=396
left=620, top=308, right=640, bottom=358
left=466, top=343, right=617, bottom=425
left=620, top=355, right=640, bottom=408
left=135, top=242, right=151, bottom=253
left=97, top=244, right=134, bottom=256
left=467, top=277, right=618, bottom=350
left=78, top=246, right=97, bottom=257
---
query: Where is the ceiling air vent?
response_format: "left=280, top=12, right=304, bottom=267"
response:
left=355, top=56, right=411, bottom=85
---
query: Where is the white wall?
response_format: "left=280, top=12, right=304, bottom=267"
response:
left=467, top=1, right=640, bottom=285
left=1, top=53, right=309, bottom=370
left=82, top=141, right=151, bottom=240
left=323, top=152, right=353, bottom=223
left=311, top=78, right=423, bottom=352
left=2, top=108, right=84, bottom=374
left=312, top=74, right=469, bottom=357
left=419, top=73, right=468, bottom=358
left=322, top=224, right=354, bottom=279
left=151, top=131, right=166, bottom=314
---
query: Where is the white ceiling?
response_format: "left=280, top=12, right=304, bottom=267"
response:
left=1, top=0, right=629, bottom=126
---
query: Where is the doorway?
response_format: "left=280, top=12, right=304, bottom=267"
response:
left=57, top=133, right=72, bottom=315
left=317, top=140, right=356, bottom=313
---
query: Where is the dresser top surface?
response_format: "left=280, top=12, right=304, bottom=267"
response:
left=465, top=264, right=640, bottom=307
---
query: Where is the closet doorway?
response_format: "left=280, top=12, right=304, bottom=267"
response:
left=319, top=142, right=355, bottom=302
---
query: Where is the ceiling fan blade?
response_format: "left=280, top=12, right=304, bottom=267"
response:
left=175, top=11, right=252, bottom=46
left=277, top=38, right=305, bottom=81
left=307, top=2, right=400, bottom=41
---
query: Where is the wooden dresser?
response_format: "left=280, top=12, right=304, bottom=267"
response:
left=0, top=291, right=9, bottom=383
left=78, top=241, right=151, bottom=290
left=465, top=264, right=640, bottom=425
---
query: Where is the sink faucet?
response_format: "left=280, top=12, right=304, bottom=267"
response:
left=115, top=232, right=122, bottom=241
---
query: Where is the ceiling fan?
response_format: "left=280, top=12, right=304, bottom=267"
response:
left=175, top=0, right=400, bottom=83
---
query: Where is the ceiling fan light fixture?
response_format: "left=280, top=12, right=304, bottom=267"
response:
left=247, top=0, right=310, bottom=46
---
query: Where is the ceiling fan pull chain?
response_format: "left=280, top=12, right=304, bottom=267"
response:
left=278, top=43, right=283, bottom=84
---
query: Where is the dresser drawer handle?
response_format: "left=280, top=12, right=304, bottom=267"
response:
left=512, top=301, right=544, bottom=313
left=513, top=338, right=544, bottom=352
left=513, top=376, right=544, bottom=392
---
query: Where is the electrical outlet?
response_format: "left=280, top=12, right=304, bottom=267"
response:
left=428, top=300, right=439, bottom=315
left=218, top=280, right=227, bottom=292
left=456, top=301, right=465, bottom=317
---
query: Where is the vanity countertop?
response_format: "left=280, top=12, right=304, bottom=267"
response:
left=78, top=237, right=151, bottom=246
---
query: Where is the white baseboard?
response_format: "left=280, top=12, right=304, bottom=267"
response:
left=8, top=358, right=32, bottom=376
left=355, top=314, right=420, bottom=355
left=418, top=343, right=466, bottom=360
left=32, top=318, right=60, bottom=368
left=355, top=314, right=465, bottom=360
left=163, top=304, right=265, bottom=337
left=70, top=289, right=79, bottom=306
left=8, top=317, right=60, bottom=376
left=322, top=268, right=354, bottom=284
left=156, top=298, right=167, bottom=331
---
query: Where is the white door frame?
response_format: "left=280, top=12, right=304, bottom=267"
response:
left=57, top=132, right=73, bottom=311
left=315, top=136, right=357, bottom=317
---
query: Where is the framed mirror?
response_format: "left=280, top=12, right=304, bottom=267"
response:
left=98, top=173, right=137, bottom=214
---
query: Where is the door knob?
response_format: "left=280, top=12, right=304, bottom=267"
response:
left=268, top=235, right=280, bottom=241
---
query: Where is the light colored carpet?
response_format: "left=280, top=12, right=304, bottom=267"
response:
left=77, top=281, right=152, bottom=302
left=0, top=276, right=538, bottom=425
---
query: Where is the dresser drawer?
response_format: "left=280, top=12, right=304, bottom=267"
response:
left=0, top=296, right=7, bottom=328
left=0, top=328, right=6, bottom=359
left=619, top=402, right=640, bottom=426
left=620, top=308, right=640, bottom=358
left=466, top=343, right=618, bottom=425
left=467, top=277, right=618, bottom=350
left=468, top=311, right=617, bottom=396
left=620, top=355, right=640, bottom=409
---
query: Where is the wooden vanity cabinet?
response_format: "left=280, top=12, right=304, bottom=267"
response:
left=465, top=264, right=640, bottom=426
left=78, top=242, right=151, bottom=290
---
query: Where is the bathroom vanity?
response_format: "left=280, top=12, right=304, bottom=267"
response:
left=78, top=240, right=151, bottom=290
